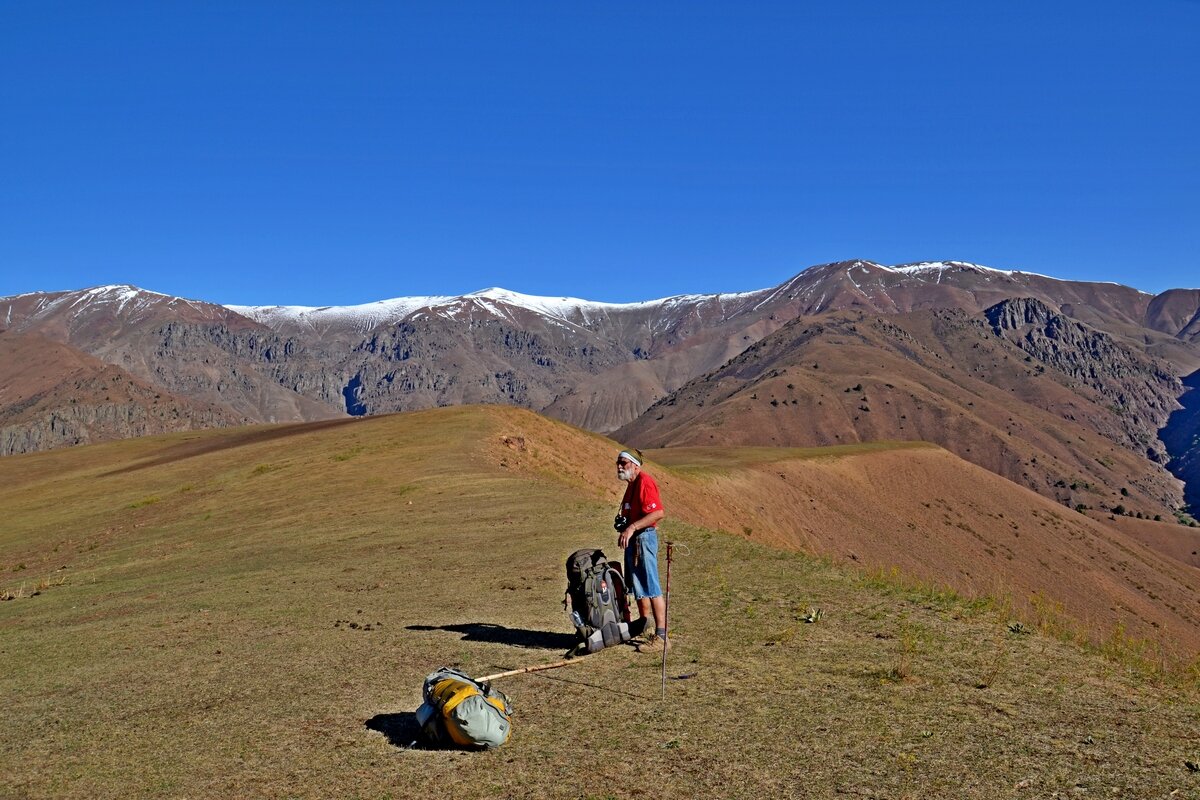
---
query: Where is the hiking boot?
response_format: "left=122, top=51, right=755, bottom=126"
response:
left=635, top=633, right=671, bottom=654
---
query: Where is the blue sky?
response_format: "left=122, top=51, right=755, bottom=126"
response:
left=1, top=1, right=1197, bottom=305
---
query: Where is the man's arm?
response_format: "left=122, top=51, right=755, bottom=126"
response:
left=618, top=508, right=665, bottom=548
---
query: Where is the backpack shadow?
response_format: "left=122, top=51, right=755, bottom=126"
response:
left=405, top=622, right=576, bottom=651
left=365, top=712, right=423, bottom=749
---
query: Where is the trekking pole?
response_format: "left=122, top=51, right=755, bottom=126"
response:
left=661, top=540, right=674, bottom=701
left=476, top=657, right=586, bottom=684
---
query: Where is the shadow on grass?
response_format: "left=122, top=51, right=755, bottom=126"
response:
left=365, top=712, right=423, bottom=749
left=406, top=622, right=577, bottom=651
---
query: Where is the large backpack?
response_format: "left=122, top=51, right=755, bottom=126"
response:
left=564, top=548, right=631, bottom=653
left=415, top=667, right=512, bottom=749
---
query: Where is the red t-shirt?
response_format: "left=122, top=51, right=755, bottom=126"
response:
left=621, top=472, right=663, bottom=523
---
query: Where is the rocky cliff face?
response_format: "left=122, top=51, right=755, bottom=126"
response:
left=0, top=288, right=345, bottom=426
left=134, top=321, right=344, bottom=422
left=618, top=306, right=1189, bottom=518
left=0, top=331, right=246, bottom=456
left=985, top=297, right=1181, bottom=463
left=0, top=395, right=240, bottom=456
left=339, top=314, right=632, bottom=415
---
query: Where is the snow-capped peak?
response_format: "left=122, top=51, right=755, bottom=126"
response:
left=229, top=285, right=770, bottom=332
left=883, top=261, right=1057, bottom=280
left=70, top=284, right=168, bottom=308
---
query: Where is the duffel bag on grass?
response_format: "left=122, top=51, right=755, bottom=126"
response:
left=415, top=667, right=512, bottom=749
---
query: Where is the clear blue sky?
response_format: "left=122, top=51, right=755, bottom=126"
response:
left=2, top=1, right=1197, bottom=305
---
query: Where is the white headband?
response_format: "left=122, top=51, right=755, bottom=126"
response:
left=617, top=450, right=642, bottom=466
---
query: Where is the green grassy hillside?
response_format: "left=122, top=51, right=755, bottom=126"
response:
left=1, top=407, right=1198, bottom=799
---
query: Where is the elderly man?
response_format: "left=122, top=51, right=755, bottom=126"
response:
left=615, top=449, right=669, bottom=654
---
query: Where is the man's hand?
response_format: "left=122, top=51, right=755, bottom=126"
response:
left=618, top=528, right=633, bottom=549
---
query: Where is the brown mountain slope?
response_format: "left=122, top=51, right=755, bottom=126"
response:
left=1106, top=514, right=1200, bottom=570
left=648, top=443, right=1200, bottom=655
left=984, top=297, right=1180, bottom=461
left=0, top=331, right=246, bottom=455
left=618, top=309, right=1185, bottom=518
left=1146, top=288, right=1200, bottom=344
left=0, top=286, right=343, bottom=424
left=226, top=261, right=1200, bottom=433
left=4, top=264, right=1199, bottom=470
left=761, top=260, right=1152, bottom=325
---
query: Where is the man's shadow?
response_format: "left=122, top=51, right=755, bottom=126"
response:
left=365, top=712, right=423, bottom=749
left=406, top=622, right=576, bottom=650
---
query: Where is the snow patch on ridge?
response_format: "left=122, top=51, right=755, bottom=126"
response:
left=230, top=286, right=769, bottom=332
left=0, top=285, right=220, bottom=326
left=884, top=261, right=1053, bottom=280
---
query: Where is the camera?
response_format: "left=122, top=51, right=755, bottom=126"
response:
left=613, top=514, right=630, bottom=533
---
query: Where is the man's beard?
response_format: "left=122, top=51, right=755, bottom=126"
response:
left=617, top=469, right=630, bottom=481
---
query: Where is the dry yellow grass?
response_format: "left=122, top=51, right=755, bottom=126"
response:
left=1, top=406, right=1198, bottom=799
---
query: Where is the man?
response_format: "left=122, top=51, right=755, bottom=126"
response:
left=615, top=449, right=669, bottom=654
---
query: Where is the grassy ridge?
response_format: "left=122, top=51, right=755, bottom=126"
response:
left=1, top=407, right=1198, bottom=798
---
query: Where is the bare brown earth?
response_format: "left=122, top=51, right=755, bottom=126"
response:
left=619, top=309, right=1187, bottom=521
left=1106, top=514, right=1200, bottom=571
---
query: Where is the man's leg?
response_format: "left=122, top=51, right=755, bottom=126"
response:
left=638, top=597, right=652, bottom=623
left=650, top=595, right=666, bottom=630
left=626, top=546, right=651, bottom=631
left=635, top=531, right=670, bottom=650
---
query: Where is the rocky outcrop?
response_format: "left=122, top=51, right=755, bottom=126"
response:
left=0, top=331, right=247, bottom=456
left=985, top=298, right=1181, bottom=463
left=619, top=306, right=1189, bottom=518
left=341, top=316, right=631, bottom=415
left=0, top=399, right=239, bottom=456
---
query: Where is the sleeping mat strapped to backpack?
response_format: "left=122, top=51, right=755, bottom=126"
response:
left=564, top=548, right=631, bottom=653
left=415, top=667, right=512, bottom=749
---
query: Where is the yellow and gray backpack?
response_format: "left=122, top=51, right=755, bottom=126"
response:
left=415, top=667, right=512, bottom=749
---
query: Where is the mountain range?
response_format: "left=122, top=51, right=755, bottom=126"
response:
left=3, top=259, right=1199, bottom=519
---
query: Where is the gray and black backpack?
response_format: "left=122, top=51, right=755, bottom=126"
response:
left=564, top=548, right=631, bottom=653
